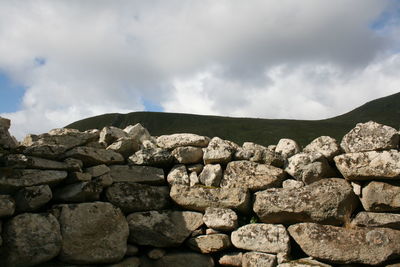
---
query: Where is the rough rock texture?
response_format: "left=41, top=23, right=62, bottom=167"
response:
left=0, top=213, right=62, bottom=267
left=0, top=117, right=17, bottom=149
left=105, top=182, right=170, bottom=213
left=150, top=251, right=214, bottom=267
left=187, top=163, right=204, bottom=174
left=340, top=121, right=399, bottom=153
left=303, top=136, right=341, bottom=161
left=360, top=181, right=400, bottom=212
left=334, top=150, right=400, bottom=181
left=264, top=149, right=285, bottom=168
left=190, top=171, right=201, bottom=187
left=203, top=137, right=235, bottom=164
left=275, top=138, right=301, bottom=159
left=218, top=252, right=243, bottom=266
left=278, top=258, right=332, bottom=267
left=352, top=211, right=400, bottom=229
left=99, top=126, right=128, bottom=146
left=109, top=165, right=165, bottom=185
left=170, top=184, right=251, bottom=213
left=123, top=123, right=151, bottom=142
left=56, top=202, right=129, bottom=264
left=285, top=152, right=335, bottom=184
left=172, top=146, right=203, bottom=164
left=282, top=179, right=304, bottom=189
left=242, top=252, right=277, bottom=267
left=106, top=137, right=139, bottom=158
left=5, top=154, right=74, bottom=170
left=221, top=160, right=285, bottom=191
left=127, top=210, right=203, bottom=247
left=199, top=164, right=223, bottom=187
left=203, top=207, right=238, bottom=231
left=253, top=178, right=358, bottom=225
left=15, top=185, right=52, bottom=212
left=167, top=164, right=189, bottom=185
left=0, top=195, right=15, bottom=218
left=231, top=224, right=290, bottom=254
left=187, top=234, right=231, bottom=254
left=85, top=164, right=110, bottom=177
left=53, top=181, right=103, bottom=202
left=129, top=148, right=174, bottom=167
left=63, top=146, right=124, bottom=166
left=288, top=222, right=400, bottom=265
left=157, top=133, right=210, bottom=149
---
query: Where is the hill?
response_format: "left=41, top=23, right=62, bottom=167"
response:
left=66, top=92, right=400, bottom=147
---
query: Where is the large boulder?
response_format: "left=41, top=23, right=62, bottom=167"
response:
left=360, top=181, right=400, bottom=212
left=127, top=210, right=203, bottom=247
left=275, top=138, right=301, bottom=159
left=0, top=213, right=62, bottom=267
left=231, top=224, right=290, bottom=254
left=288, top=222, right=400, bottom=265
left=53, top=181, right=103, bottom=203
left=109, top=165, right=165, bottom=185
left=334, top=150, right=400, bottom=181
left=123, top=123, right=151, bottom=143
left=253, top=178, right=358, bottom=225
left=203, top=137, right=236, bottom=164
left=55, top=202, right=129, bottom=264
left=170, top=184, right=251, bottom=213
left=303, top=136, right=341, bottom=161
left=221, top=160, right=285, bottom=191
left=157, top=133, right=210, bottom=149
left=352, top=211, right=400, bottom=230
left=63, top=146, right=124, bottom=166
left=187, top=234, right=231, bottom=254
left=340, top=121, right=399, bottom=153
left=172, top=146, right=203, bottom=164
left=129, top=147, right=174, bottom=167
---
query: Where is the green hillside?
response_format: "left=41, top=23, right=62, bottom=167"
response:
left=66, top=92, right=400, bottom=147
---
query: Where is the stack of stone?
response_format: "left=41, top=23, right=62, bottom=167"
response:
left=1, top=117, right=400, bottom=267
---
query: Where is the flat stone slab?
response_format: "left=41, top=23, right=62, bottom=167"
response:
left=352, top=211, right=400, bottom=230
left=360, top=181, right=400, bottom=212
left=109, top=165, right=165, bottom=185
left=187, top=234, right=231, bottom=254
left=63, top=146, right=124, bottom=167
left=157, top=133, right=210, bottom=149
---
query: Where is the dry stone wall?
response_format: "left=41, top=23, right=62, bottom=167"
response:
left=1, top=117, right=400, bottom=266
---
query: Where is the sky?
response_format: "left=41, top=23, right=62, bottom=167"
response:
left=0, top=0, right=400, bottom=140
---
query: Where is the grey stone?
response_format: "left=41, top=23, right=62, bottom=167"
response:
left=126, top=244, right=139, bottom=256
left=352, top=211, right=400, bottom=229
left=264, top=149, right=285, bottom=168
left=282, top=179, right=304, bottom=189
left=109, top=164, right=165, bottom=185
left=303, top=136, right=341, bottom=161
left=85, top=164, right=110, bottom=177
left=129, top=147, right=174, bottom=167
left=123, top=123, right=151, bottom=143
left=242, top=252, right=277, bottom=267
left=203, top=137, right=236, bottom=164
left=187, top=163, right=204, bottom=174
left=167, top=164, right=189, bottom=185
left=148, top=249, right=166, bottom=260
left=106, top=137, right=139, bottom=158
left=5, top=154, right=73, bottom=170
left=172, top=146, right=203, bottom=164
left=275, top=138, right=301, bottom=159
left=218, top=252, right=243, bottom=266
left=360, top=181, right=400, bottom=212
left=203, top=207, right=238, bottom=231
left=187, top=234, right=231, bottom=254
left=53, top=181, right=103, bottom=203
left=15, top=185, right=52, bottom=212
left=63, top=146, right=124, bottom=167
left=99, top=126, right=128, bottom=146
left=199, top=164, right=223, bottom=187
left=157, top=133, right=210, bottom=149
left=0, top=195, right=15, bottom=218
left=65, top=172, right=92, bottom=184
left=0, top=117, right=17, bottom=149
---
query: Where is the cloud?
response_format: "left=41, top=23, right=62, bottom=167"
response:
left=0, top=0, right=399, bottom=139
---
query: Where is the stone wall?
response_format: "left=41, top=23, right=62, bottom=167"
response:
left=1, top=117, right=400, bottom=267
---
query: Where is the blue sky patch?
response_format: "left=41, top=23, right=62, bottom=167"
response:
left=142, top=98, right=164, bottom=112
left=0, top=72, right=25, bottom=113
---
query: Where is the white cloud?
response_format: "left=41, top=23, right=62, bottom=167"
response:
left=0, top=0, right=399, bottom=139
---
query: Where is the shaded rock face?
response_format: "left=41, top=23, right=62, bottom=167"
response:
left=157, top=133, right=210, bottom=149
left=242, top=252, right=277, bottom=267
left=352, top=211, right=400, bottom=229
left=150, top=251, right=214, bottom=267
left=167, top=164, right=189, bottom=186
left=303, top=136, right=341, bottom=161
left=0, top=195, right=15, bottom=218
left=187, top=234, right=231, bottom=254
left=288, top=222, right=400, bottom=265
left=129, top=147, right=174, bottom=167
left=15, top=185, right=52, bottom=212
left=63, top=146, right=124, bottom=167
left=199, top=164, right=223, bottom=187
left=0, top=213, right=62, bottom=267
left=109, top=164, right=165, bottom=185
left=0, top=117, right=17, bottom=149
left=56, top=202, right=129, bottom=264
left=360, top=181, right=400, bottom=212
left=253, top=178, right=358, bottom=225
left=340, top=121, right=399, bottom=153
left=5, top=154, right=75, bottom=170
left=127, top=210, right=203, bottom=247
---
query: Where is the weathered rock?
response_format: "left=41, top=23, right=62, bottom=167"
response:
left=218, top=252, right=243, bottom=266
left=285, top=152, right=335, bottom=184
left=278, top=257, right=332, bottom=267
left=242, top=252, right=277, bottom=267
left=282, top=179, right=304, bottom=189
left=129, top=147, right=174, bottom=167
left=334, top=150, right=400, bottom=181
left=190, top=171, right=201, bottom=187
left=360, top=181, right=400, bottom=212
left=351, top=181, right=362, bottom=196
left=15, top=185, right=52, bottom=212
left=0, top=169, right=67, bottom=193
left=352, top=211, right=400, bottom=229
left=288, top=222, right=400, bottom=265
left=264, top=149, right=285, bottom=168
left=187, top=234, right=231, bottom=253
left=148, top=248, right=166, bottom=260
left=151, top=251, right=214, bottom=267
left=221, top=160, right=285, bottom=191
left=106, top=182, right=170, bottom=213
left=99, top=126, right=128, bottom=146
left=167, top=164, right=189, bottom=185
left=199, top=164, right=223, bottom=187
left=157, top=133, right=210, bottom=149
left=275, top=138, right=301, bottom=159
left=65, top=172, right=92, bottom=184
left=231, top=224, right=290, bottom=254
left=0, top=195, right=15, bottom=218
left=303, top=136, right=341, bottom=161
left=187, top=163, right=204, bottom=174
left=127, top=210, right=203, bottom=247
left=253, top=178, right=358, bottom=225
left=340, top=121, right=399, bottom=153
left=170, top=184, right=251, bottom=213
left=106, top=137, right=139, bottom=158
left=203, top=207, right=238, bottom=231
left=172, top=146, right=203, bottom=164
left=0, top=117, right=17, bottom=149
left=5, top=154, right=73, bottom=170
left=53, top=181, right=103, bottom=202
left=85, top=164, right=110, bottom=177
left=203, top=137, right=236, bottom=164
left=63, top=146, right=124, bottom=166
left=206, top=228, right=221, bottom=235
left=0, top=213, right=62, bottom=267
left=109, top=164, right=165, bottom=185
left=56, top=202, right=129, bottom=264
left=123, top=123, right=151, bottom=142
left=234, top=147, right=253, bottom=161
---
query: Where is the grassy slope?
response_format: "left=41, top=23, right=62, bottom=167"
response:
left=66, top=92, right=400, bottom=147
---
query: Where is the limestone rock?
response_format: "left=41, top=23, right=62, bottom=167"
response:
left=172, top=146, right=203, bottom=164
left=275, top=138, right=301, bottom=159
left=106, top=137, right=139, bottom=158
left=167, top=164, right=189, bottom=185
left=109, top=164, right=165, bottom=185
left=123, top=123, right=151, bottom=143
left=221, top=160, right=286, bottom=191
left=234, top=147, right=253, bottom=161
left=106, top=182, right=170, bottom=213
left=187, top=163, right=204, bottom=174
left=99, top=126, right=128, bottom=146
left=56, top=202, right=129, bottom=264
left=15, top=185, right=52, bottom=212
left=282, top=179, right=304, bottom=189
left=360, top=181, right=400, bottom=212
left=203, top=137, right=236, bottom=164
left=285, top=152, right=335, bottom=184
left=157, top=133, right=210, bottom=149
left=0, top=213, right=62, bottom=267
left=190, top=171, right=201, bottom=187
left=129, top=147, right=174, bottom=167
left=253, top=178, right=358, bottom=225
left=63, top=146, right=124, bottom=167
left=170, top=184, right=251, bottom=213
left=340, top=121, right=399, bottom=153
left=352, top=211, right=400, bottom=229
left=5, top=154, right=73, bottom=170
left=288, top=222, right=400, bottom=265
left=151, top=252, right=214, bottom=267
left=0, top=117, right=17, bottom=149
left=85, top=164, right=110, bottom=177
left=303, top=136, right=341, bottom=161
left=187, top=234, right=231, bottom=253
left=203, top=207, right=238, bottom=231
left=264, top=149, right=285, bottom=168
left=242, top=252, right=277, bottom=267
left=231, top=224, right=290, bottom=254
left=127, top=210, right=203, bottom=247
left=199, top=164, right=223, bottom=187
left=0, top=195, right=15, bottom=218
left=218, top=252, right=243, bottom=266
left=334, top=150, right=400, bottom=181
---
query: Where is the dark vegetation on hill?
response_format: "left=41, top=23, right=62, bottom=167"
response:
left=66, top=92, right=400, bottom=147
